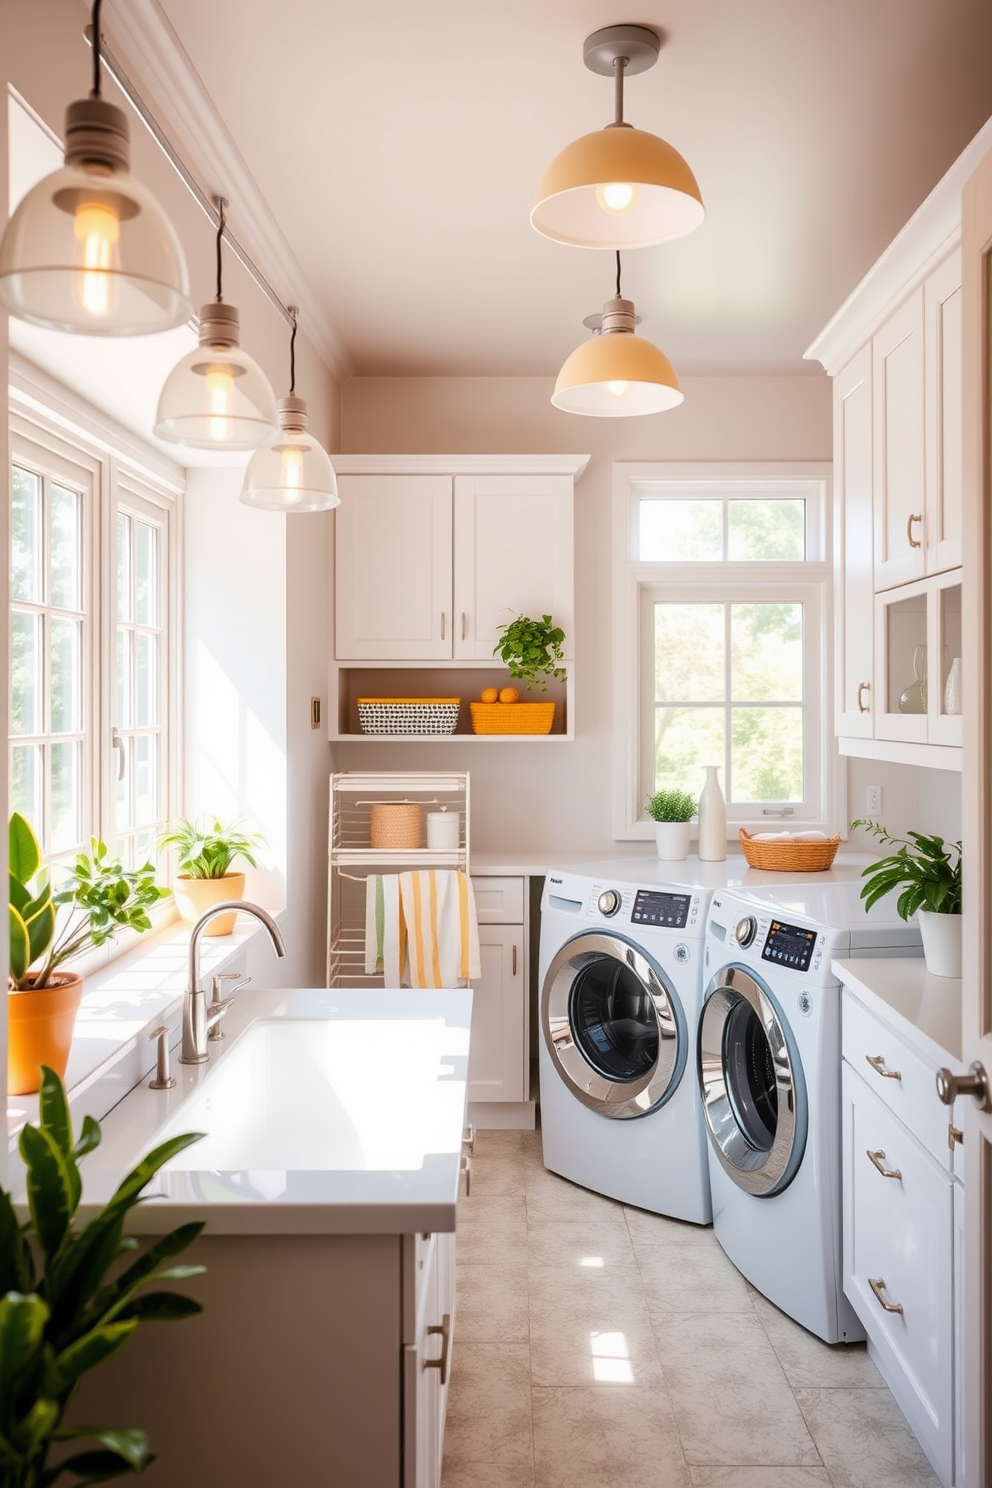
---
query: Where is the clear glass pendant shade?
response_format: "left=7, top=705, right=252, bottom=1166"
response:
left=154, top=302, right=278, bottom=450
left=0, top=99, right=191, bottom=335
left=240, top=396, right=340, bottom=512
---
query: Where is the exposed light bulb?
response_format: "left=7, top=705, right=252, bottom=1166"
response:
left=596, top=181, right=638, bottom=215
left=605, top=380, right=630, bottom=398
left=278, top=443, right=304, bottom=503
left=72, top=199, right=120, bottom=317
left=204, top=364, right=235, bottom=441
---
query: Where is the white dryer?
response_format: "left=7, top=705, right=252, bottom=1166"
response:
left=697, top=881, right=921, bottom=1342
left=539, top=864, right=715, bottom=1223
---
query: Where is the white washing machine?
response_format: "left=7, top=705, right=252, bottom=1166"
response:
left=697, top=881, right=921, bottom=1342
left=538, top=863, right=718, bottom=1223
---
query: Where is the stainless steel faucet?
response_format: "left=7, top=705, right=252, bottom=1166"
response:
left=179, top=900, right=287, bottom=1064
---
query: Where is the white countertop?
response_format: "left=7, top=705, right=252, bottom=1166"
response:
left=470, top=848, right=876, bottom=883
left=832, top=957, right=962, bottom=1065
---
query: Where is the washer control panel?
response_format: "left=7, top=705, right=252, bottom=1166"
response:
left=761, top=917, right=818, bottom=973
left=734, top=915, right=757, bottom=948
left=597, top=889, right=622, bottom=918
left=631, top=889, right=693, bottom=929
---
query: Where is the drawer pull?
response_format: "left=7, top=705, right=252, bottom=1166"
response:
left=460, top=1152, right=472, bottom=1196
left=869, top=1276, right=904, bottom=1315
left=866, top=1053, right=902, bottom=1081
left=426, top=1312, right=452, bottom=1384
left=512, top=943, right=518, bottom=976
left=866, top=1148, right=902, bottom=1180
left=440, top=612, right=446, bottom=640
left=906, top=513, right=923, bottom=548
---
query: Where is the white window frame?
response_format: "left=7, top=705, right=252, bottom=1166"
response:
left=612, top=461, right=842, bottom=841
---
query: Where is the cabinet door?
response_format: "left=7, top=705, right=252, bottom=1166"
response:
left=335, top=475, right=452, bottom=659
left=873, top=580, right=928, bottom=744
left=924, top=250, right=963, bottom=575
left=834, top=346, right=875, bottom=738
left=404, top=1233, right=441, bottom=1488
left=873, top=289, right=926, bottom=590
left=453, top=474, right=574, bottom=659
left=468, top=923, right=526, bottom=1103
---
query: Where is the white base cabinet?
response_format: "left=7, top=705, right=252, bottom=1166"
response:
left=469, top=875, right=529, bottom=1113
left=405, top=1230, right=456, bottom=1488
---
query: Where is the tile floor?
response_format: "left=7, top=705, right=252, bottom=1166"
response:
left=441, top=1129, right=940, bottom=1488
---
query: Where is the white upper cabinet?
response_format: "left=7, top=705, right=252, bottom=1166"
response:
left=924, top=249, right=963, bottom=576
left=833, top=345, right=875, bottom=739
left=872, top=288, right=926, bottom=591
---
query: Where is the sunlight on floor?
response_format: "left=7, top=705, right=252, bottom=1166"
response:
left=591, top=1329, right=633, bottom=1383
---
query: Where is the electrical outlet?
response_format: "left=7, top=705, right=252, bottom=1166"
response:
left=866, top=784, right=882, bottom=816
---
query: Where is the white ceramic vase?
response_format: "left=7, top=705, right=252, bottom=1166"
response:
left=943, top=656, right=963, bottom=716
left=654, top=820, right=692, bottom=861
left=697, top=765, right=727, bottom=862
left=917, top=909, right=962, bottom=978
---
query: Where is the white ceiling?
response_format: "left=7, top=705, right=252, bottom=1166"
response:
left=140, top=0, right=992, bottom=380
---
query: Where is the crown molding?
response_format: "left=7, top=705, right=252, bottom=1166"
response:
left=102, top=0, right=353, bottom=385
left=332, top=454, right=591, bottom=479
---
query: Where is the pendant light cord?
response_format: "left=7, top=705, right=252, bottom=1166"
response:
left=214, top=197, right=226, bottom=302
left=289, top=307, right=298, bottom=395
left=615, top=250, right=622, bottom=299
left=91, top=0, right=103, bottom=96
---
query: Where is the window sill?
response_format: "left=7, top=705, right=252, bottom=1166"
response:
left=7, top=909, right=284, bottom=1149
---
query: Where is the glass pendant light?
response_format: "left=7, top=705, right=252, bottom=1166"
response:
left=552, top=253, right=682, bottom=417
left=532, top=24, right=704, bottom=251
left=154, top=199, right=278, bottom=451
left=241, top=308, right=340, bottom=512
left=0, top=0, right=191, bottom=335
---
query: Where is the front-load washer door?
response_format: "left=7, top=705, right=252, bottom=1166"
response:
left=542, top=931, right=686, bottom=1119
left=697, top=965, right=807, bottom=1196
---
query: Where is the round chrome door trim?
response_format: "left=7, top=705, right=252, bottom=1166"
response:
left=696, top=964, right=808, bottom=1196
left=541, top=930, right=686, bottom=1120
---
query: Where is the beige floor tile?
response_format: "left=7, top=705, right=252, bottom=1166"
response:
left=443, top=1341, right=534, bottom=1474
left=655, top=1313, right=821, bottom=1466
left=525, top=1164, right=629, bottom=1224
left=456, top=1263, right=529, bottom=1342
left=689, top=1470, right=832, bottom=1487
left=469, top=1148, right=530, bottom=1196
left=639, top=1243, right=755, bottom=1318
left=625, top=1202, right=721, bottom=1252
left=457, top=1195, right=529, bottom=1265
left=526, top=1217, right=637, bottom=1269
left=532, top=1385, right=690, bottom=1487
left=441, top=1461, right=535, bottom=1487
left=793, top=1388, right=941, bottom=1488
left=749, top=1290, right=884, bottom=1389
left=528, top=1265, right=662, bottom=1388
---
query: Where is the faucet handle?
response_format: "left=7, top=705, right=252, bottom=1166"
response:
left=207, top=976, right=247, bottom=1042
left=211, top=970, right=251, bottom=1007
left=148, top=1025, right=176, bottom=1090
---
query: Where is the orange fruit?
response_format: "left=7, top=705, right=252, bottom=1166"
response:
left=499, top=687, right=520, bottom=703
left=480, top=687, right=499, bottom=703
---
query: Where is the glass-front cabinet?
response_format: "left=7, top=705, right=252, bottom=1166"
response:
left=874, top=572, right=962, bottom=748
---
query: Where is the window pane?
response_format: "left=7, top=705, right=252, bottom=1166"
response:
left=134, top=733, right=157, bottom=827
left=116, top=734, right=131, bottom=832
left=731, top=603, right=803, bottom=702
left=11, top=743, right=42, bottom=823
left=50, top=741, right=81, bottom=851
left=117, top=629, right=131, bottom=727
left=50, top=484, right=82, bottom=611
left=731, top=708, right=804, bottom=802
left=135, top=520, right=158, bottom=626
left=117, top=511, right=131, bottom=622
left=11, top=466, right=42, bottom=602
left=135, top=633, right=158, bottom=726
left=11, top=610, right=41, bottom=735
left=639, top=500, right=722, bottom=561
left=727, top=500, right=806, bottom=561
left=654, top=603, right=725, bottom=701
left=654, top=707, right=725, bottom=795
left=50, top=617, right=82, bottom=733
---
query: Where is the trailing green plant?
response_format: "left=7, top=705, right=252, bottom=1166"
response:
left=0, top=1066, right=205, bottom=1486
left=851, top=819, right=962, bottom=918
left=157, top=817, right=262, bottom=880
left=9, top=815, right=169, bottom=993
left=492, top=614, right=566, bottom=692
left=645, top=788, right=697, bottom=824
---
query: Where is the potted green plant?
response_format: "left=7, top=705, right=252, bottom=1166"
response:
left=158, top=816, right=263, bottom=937
left=0, top=1065, right=204, bottom=1487
left=8, top=814, right=169, bottom=1096
left=645, top=788, right=697, bottom=861
left=492, top=613, right=566, bottom=692
left=851, top=818, right=963, bottom=977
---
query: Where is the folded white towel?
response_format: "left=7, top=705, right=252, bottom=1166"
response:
left=398, top=870, right=481, bottom=988
left=751, top=830, right=829, bottom=843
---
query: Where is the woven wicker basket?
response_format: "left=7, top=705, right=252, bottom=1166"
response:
left=369, top=803, right=423, bottom=849
left=469, top=701, right=555, bottom=735
left=357, top=697, right=460, bottom=735
left=739, top=829, right=841, bottom=872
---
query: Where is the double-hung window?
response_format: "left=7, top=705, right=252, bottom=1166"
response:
left=613, top=463, right=835, bottom=839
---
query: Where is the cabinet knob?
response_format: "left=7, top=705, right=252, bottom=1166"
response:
left=936, top=1061, right=990, bottom=1112
left=857, top=681, right=871, bottom=714
left=906, top=513, right=923, bottom=549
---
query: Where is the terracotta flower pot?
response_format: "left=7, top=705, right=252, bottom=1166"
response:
left=174, top=872, right=246, bottom=936
left=7, top=972, right=85, bottom=1096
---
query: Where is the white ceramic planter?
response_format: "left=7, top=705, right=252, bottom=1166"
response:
left=917, top=909, right=963, bottom=978
left=653, top=820, right=692, bottom=861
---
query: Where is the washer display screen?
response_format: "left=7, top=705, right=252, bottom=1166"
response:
left=761, top=919, right=816, bottom=972
left=631, top=890, right=690, bottom=928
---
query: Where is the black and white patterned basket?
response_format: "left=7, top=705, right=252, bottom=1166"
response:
left=357, top=698, right=461, bottom=735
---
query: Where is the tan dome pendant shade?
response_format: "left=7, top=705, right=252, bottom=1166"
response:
left=0, top=0, right=192, bottom=334
left=532, top=24, right=704, bottom=250
left=552, top=252, right=683, bottom=417
left=241, top=308, right=340, bottom=512
left=154, top=198, right=278, bottom=451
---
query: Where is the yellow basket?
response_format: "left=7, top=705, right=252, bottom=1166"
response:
left=469, top=701, right=556, bottom=735
left=739, top=829, right=841, bottom=872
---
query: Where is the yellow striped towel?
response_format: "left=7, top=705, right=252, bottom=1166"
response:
left=397, top=870, right=481, bottom=988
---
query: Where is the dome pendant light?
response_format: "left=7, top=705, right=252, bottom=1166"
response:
left=552, top=252, right=682, bottom=417
left=241, top=308, right=340, bottom=512
left=0, top=0, right=192, bottom=335
left=532, top=24, right=704, bottom=250
left=154, top=198, right=278, bottom=451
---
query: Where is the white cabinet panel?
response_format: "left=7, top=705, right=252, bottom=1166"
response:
left=873, top=289, right=926, bottom=591
left=925, top=249, right=963, bottom=575
left=834, top=346, right=875, bottom=738
left=469, top=923, right=526, bottom=1103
